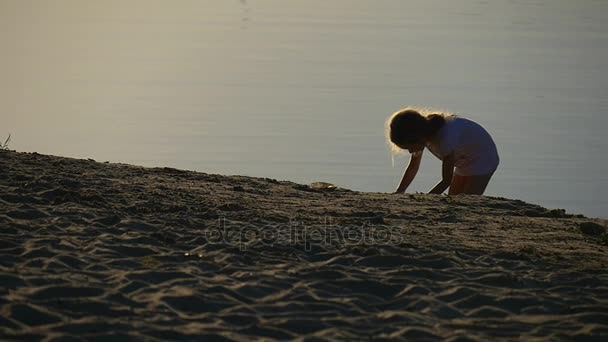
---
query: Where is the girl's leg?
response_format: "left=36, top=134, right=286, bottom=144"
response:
left=448, top=174, right=467, bottom=195
left=462, top=173, right=494, bottom=195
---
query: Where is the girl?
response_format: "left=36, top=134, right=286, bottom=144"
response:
left=386, top=108, right=499, bottom=195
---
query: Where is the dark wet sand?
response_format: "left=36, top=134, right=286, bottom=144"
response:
left=1, top=150, right=607, bottom=340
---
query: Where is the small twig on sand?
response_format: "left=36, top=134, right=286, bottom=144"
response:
left=1, top=134, right=11, bottom=150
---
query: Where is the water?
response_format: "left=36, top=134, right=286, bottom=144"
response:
left=2, top=0, right=607, bottom=218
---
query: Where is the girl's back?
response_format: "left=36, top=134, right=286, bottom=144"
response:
left=426, top=115, right=499, bottom=176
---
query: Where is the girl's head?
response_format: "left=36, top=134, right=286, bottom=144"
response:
left=386, top=108, right=447, bottom=155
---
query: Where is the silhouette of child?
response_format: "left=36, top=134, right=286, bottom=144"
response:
left=386, top=108, right=499, bottom=195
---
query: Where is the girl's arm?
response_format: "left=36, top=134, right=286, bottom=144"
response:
left=429, top=153, right=455, bottom=194
left=394, top=151, right=423, bottom=193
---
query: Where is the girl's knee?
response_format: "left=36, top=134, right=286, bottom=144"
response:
left=448, top=175, right=467, bottom=195
left=464, top=174, right=492, bottom=195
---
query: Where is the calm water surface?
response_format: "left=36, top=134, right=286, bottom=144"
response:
left=2, top=0, right=607, bottom=217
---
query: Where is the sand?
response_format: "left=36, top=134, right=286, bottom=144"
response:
left=1, top=149, right=607, bottom=341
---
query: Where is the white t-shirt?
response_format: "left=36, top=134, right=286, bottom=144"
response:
left=425, top=115, right=499, bottom=176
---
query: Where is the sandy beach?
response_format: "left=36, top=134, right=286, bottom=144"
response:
left=1, top=149, right=607, bottom=340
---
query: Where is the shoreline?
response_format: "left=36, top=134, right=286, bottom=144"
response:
left=1, top=150, right=607, bottom=340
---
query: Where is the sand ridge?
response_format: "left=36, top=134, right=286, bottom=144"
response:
left=1, top=150, right=607, bottom=340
